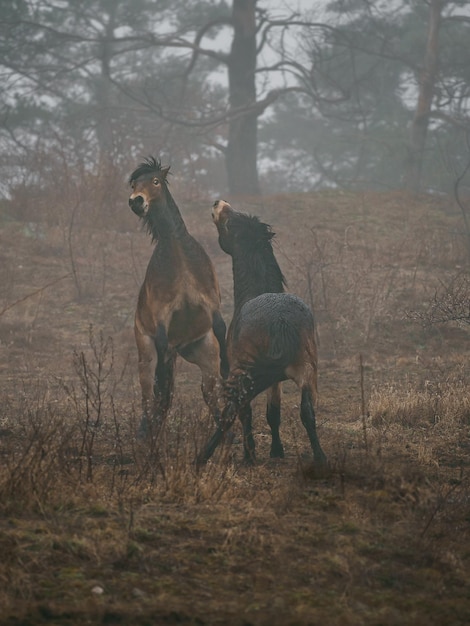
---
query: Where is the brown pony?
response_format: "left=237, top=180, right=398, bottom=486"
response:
left=197, top=200, right=327, bottom=468
left=128, top=158, right=228, bottom=438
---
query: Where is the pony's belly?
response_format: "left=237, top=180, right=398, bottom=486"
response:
left=167, top=303, right=212, bottom=348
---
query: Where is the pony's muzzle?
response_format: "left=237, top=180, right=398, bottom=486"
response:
left=129, top=195, right=147, bottom=216
left=211, top=199, right=220, bottom=220
left=212, top=199, right=231, bottom=223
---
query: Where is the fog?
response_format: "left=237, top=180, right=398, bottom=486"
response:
left=0, top=0, right=470, bottom=199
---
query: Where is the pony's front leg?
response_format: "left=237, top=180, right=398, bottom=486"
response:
left=224, top=368, right=256, bottom=464
left=196, top=401, right=237, bottom=466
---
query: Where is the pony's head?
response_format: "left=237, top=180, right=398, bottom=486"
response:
left=211, top=199, right=274, bottom=256
left=128, top=157, right=170, bottom=216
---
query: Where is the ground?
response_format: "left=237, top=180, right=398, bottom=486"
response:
left=0, top=189, right=469, bottom=625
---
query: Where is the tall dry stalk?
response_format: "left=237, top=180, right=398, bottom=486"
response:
left=359, top=353, right=369, bottom=454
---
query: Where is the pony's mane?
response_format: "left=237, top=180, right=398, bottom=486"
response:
left=229, top=212, right=275, bottom=246
left=128, top=156, right=170, bottom=184
left=227, top=211, right=287, bottom=293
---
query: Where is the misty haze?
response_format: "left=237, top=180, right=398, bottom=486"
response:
left=1, top=2, right=469, bottom=624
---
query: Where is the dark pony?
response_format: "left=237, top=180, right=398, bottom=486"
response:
left=197, top=200, right=327, bottom=469
left=128, top=158, right=228, bottom=438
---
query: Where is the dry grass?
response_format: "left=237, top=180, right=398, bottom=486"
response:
left=0, top=185, right=469, bottom=625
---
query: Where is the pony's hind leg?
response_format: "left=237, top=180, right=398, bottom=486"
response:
left=153, top=324, right=175, bottom=420
left=180, top=330, right=224, bottom=423
left=135, top=328, right=157, bottom=438
left=154, top=354, right=176, bottom=420
left=137, top=323, right=175, bottom=440
left=300, top=386, right=327, bottom=468
left=266, top=383, right=284, bottom=458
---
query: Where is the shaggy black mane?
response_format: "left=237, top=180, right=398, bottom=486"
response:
left=227, top=211, right=287, bottom=296
left=229, top=212, right=275, bottom=247
left=128, top=156, right=170, bottom=185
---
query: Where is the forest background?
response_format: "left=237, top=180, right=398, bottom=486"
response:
left=1, top=0, right=470, bottom=205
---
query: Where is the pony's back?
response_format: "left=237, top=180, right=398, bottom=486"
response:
left=233, top=293, right=314, bottom=361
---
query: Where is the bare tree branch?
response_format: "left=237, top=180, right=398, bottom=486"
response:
left=183, top=17, right=233, bottom=76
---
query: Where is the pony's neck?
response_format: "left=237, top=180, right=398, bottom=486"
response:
left=145, top=188, right=188, bottom=242
left=231, top=245, right=285, bottom=313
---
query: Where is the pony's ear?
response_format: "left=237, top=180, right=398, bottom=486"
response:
left=160, top=165, right=171, bottom=181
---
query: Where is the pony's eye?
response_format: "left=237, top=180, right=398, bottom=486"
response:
left=153, top=178, right=160, bottom=186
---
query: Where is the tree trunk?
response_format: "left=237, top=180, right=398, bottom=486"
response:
left=226, top=0, right=259, bottom=196
left=96, top=9, right=116, bottom=173
left=404, top=0, right=444, bottom=192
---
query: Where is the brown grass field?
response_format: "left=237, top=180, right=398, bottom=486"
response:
left=0, top=185, right=469, bottom=625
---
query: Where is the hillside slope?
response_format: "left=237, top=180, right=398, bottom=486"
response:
left=0, top=190, right=469, bottom=625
